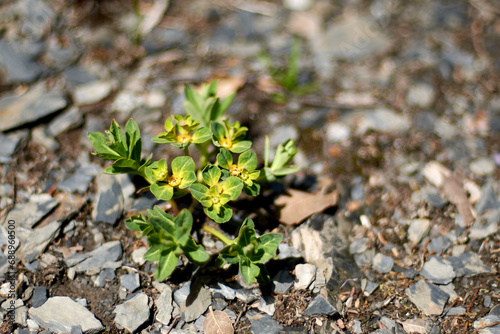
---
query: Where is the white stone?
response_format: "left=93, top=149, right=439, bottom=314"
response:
left=294, top=263, right=317, bottom=289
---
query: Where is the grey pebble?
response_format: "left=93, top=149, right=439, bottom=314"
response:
left=272, top=270, right=294, bottom=294
left=0, top=41, right=46, bottom=84
left=446, top=252, right=492, bottom=277
left=30, top=286, right=48, bottom=308
left=303, top=294, right=338, bottom=316
left=427, top=236, right=451, bottom=254
left=419, top=256, right=456, bottom=284
left=93, top=268, right=116, bottom=288
left=294, top=263, right=316, bottom=290
left=29, top=296, right=104, bottom=333
left=47, top=107, right=83, bottom=136
left=18, top=221, right=61, bottom=263
left=361, top=279, right=379, bottom=296
left=120, top=273, right=140, bottom=292
left=114, top=293, right=150, bottom=333
left=475, top=184, right=499, bottom=215
left=180, top=286, right=211, bottom=323
left=6, top=194, right=59, bottom=229
left=0, top=130, right=29, bottom=164
left=473, top=315, right=500, bottom=334
left=246, top=309, right=283, bottom=334
left=405, top=280, right=449, bottom=315
left=372, top=253, right=394, bottom=273
left=67, top=240, right=122, bottom=275
left=156, top=285, right=173, bottom=325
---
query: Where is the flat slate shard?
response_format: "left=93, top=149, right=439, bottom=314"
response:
left=0, top=41, right=46, bottom=84
left=419, top=256, right=456, bottom=284
left=180, top=286, right=212, bottom=323
left=114, top=293, right=150, bottom=333
left=5, top=194, right=59, bottom=229
left=246, top=310, right=283, bottom=334
left=446, top=252, right=492, bottom=277
left=405, top=280, right=449, bottom=315
left=66, top=241, right=122, bottom=275
left=303, top=294, right=338, bottom=316
left=28, top=296, right=104, bottom=333
left=0, top=85, right=67, bottom=132
left=92, top=174, right=124, bottom=224
left=18, top=221, right=61, bottom=263
left=0, top=130, right=29, bottom=164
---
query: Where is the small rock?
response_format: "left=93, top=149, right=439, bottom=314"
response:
left=0, top=130, right=29, bottom=164
left=156, top=285, right=173, bottom=325
left=269, top=125, right=299, bottom=149
left=58, top=167, right=96, bottom=193
left=351, top=319, right=363, bottom=334
left=379, top=317, right=396, bottom=330
left=235, top=288, right=260, bottom=304
left=18, top=221, right=62, bottom=263
left=211, top=283, right=236, bottom=300
left=283, top=0, right=313, bottom=11
left=73, top=80, right=115, bottom=106
left=6, top=194, right=59, bottom=229
left=349, top=238, right=368, bottom=255
left=484, top=295, right=492, bottom=308
left=131, top=247, right=148, bottom=266
left=0, top=41, right=46, bottom=84
left=173, top=282, right=191, bottom=306
left=403, top=267, right=418, bottom=279
left=180, top=286, right=211, bottom=323
left=258, top=296, right=275, bottom=316
left=361, top=279, right=379, bottom=296
left=67, top=241, right=122, bottom=275
left=92, top=174, right=125, bottom=224
left=29, top=296, right=104, bottom=333
left=475, top=184, right=499, bottom=215
left=325, top=122, right=351, bottom=142
left=294, top=263, right=316, bottom=290
left=47, top=107, right=83, bottom=136
left=405, top=280, right=449, bottom=315
left=30, top=286, right=48, bottom=308
left=341, top=108, right=410, bottom=134
left=427, top=236, right=451, bottom=254
left=120, top=273, right=140, bottom=292
left=303, top=294, right=338, bottom=316
left=446, top=306, right=466, bottom=316
left=93, top=268, right=115, bottom=288
left=272, top=270, right=294, bottom=294
left=446, top=252, right=492, bottom=277
left=469, top=215, right=499, bottom=240
left=470, top=158, right=496, bottom=176
left=407, top=219, right=430, bottom=244
left=419, top=256, right=456, bottom=284
left=0, top=85, right=67, bottom=132
left=114, top=293, right=150, bottom=333
left=278, top=243, right=302, bottom=260
left=406, top=82, right=436, bottom=108
left=246, top=310, right=283, bottom=334
left=439, top=283, right=459, bottom=302
left=372, top=253, right=394, bottom=273
left=473, top=315, right=500, bottom=334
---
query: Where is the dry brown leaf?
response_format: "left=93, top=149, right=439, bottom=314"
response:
left=215, top=77, right=246, bottom=99
left=398, top=319, right=427, bottom=334
left=274, top=189, right=338, bottom=225
left=202, top=306, right=234, bottom=334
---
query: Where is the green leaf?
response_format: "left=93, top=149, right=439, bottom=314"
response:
left=270, top=139, right=299, bottom=170
left=230, top=140, right=252, bottom=153
left=239, top=256, right=260, bottom=285
left=156, top=249, right=180, bottom=281
left=210, top=121, right=226, bottom=144
left=150, top=183, right=174, bottom=201
left=218, top=245, right=241, bottom=265
left=125, top=119, right=142, bottom=162
left=143, top=244, right=163, bottom=262
left=88, top=132, right=123, bottom=160
left=190, top=183, right=210, bottom=204
left=125, top=214, right=150, bottom=232
left=182, top=238, right=210, bottom=265
left=191, top=127, right=212, bottom=144
left=243, top=182, right=260, bottom=196
left=171, top=156, right=196, bottom=189
left=202, top=165, right=222, bottom=187
left=217, top=148, right=233, bottom=170
left=222, top=176, right=243, bottom=201
left=238, top=221, right=256, bottom=247
left=205, top=204, right=232, bottom=223
left=149, top=215, right=176, bottom=235
left=254, top=233, right=282, bottom=263
left=238, top=150, right=257, bottom=171
left=211, top=92, right=235, bottom=121
left=272, top=166, right=301, bottom=176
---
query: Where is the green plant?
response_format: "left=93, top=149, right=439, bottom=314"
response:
left=88, top=81, right=300, bottom=284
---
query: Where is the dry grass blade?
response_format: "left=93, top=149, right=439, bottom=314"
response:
left=202, top=306, right=234, bottom=334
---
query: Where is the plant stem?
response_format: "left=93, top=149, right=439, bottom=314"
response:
left=168, top=199, right=179, bottom=215
left=183, top=146, right=190, bottom=157
left=202, top=224, right=233, bottom=245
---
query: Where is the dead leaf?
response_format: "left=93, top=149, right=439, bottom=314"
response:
left=215, top=76, right=246, bottom=99
left=274, top=189, right=338, bottom=225
left=202, top=306, right=234, bottom=334
left=422, top=161, right=476, bottom=226
left=398, top=318, right=427, bottom=334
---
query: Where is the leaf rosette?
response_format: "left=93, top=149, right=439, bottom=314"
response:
left=217, top=218, right=282, bottom=284
left=190, top=165, right=243, bottom=223
left=145, top=156, right=196, bottom=201
left=217, top=148, right=260, bottom=196
left=211, top=120, right=251, bottom=153
left=152, top=115, right=212, bottom=149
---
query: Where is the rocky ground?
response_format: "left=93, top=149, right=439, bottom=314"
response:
left=1, top=0, right=500, bottom=333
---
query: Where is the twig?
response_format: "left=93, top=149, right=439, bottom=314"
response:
left=467, top=288, right=480, bottom=313
left=234, top=304, right=247, bottom=329
left=165, top=316, right=180, bottom=334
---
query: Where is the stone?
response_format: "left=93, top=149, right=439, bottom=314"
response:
left=73, top=80, right=115, bottom=106
left=473, top=315, right=500, bottom=334
left=156, top=285, right=173, bottom=325
left=0, top=85, right=67, bottom=132
left=446, top=306, right=466, bottom=316
left=131, top=247, right=148, bottom=266
left=64, top=66, right=98, bottom=86
left=427, top=236, right=451, bottom=254
left=114, top=293, right=150, bottom=333
left=420, top=256, right=456, bottom=284
left=173, top=282, right=191, bottom=306
left=294, top=263, right=316, bottom=290
left=47, top=107, right=83, bottom=136
left=180, top=286, right=211, bottom=323
left=0, top=41, right=46, bottom=84
left=269, top=125, right=299, bottom=149
left=120, top=273, right=140, bottom=292
left=272, top=270, right=294, bottom=294
left=469, top=213, right=499, bottom=240
left=0, top=130, right=29, bottom=164
left=405, top=280, right=449, bottom=315
left=18, top=221, right=61, bottom=263
left=58, top=165, right=99, bottom=193
left=258, top=296, right=275, bottom=316
left=342, top=108, right=410, bottom=135
left=91, top=174, right=125, bottom=224
left=211, top=283, right=236, bottom=300
left=235, top=288, right=260, bottom=304
left=439, top=283, right=459, bottom=302
left=19, top=0, right=55, bottom=39
left=407, top=219, right=430, bottom=244
left=67, top=241, right=122, bottom=275
left=475, top=184, right=499, bottom=215
left=349, top=238, right=368, bottom=255
left=93, top=268, right=115, bottom=288
left=30, top=286, right=48, bottom=308
left=303, top=294, right=338, bottom=316
left=5, top=194, right=59, bottom=229
left=283, top=0, right=313, bottom=11
left=446, top=252, right=492, bottom=277
left=246, top=310, right=283, bottom=334
left=278, top=243, right=302, bottom=260
left=29, top=296, right=104, bottom=333
left=406, top=82, right=436, bottom=108
left=372, top=253, right=394, bottom=273
left=325, top=122, right=351, bottom=142
left=142, top=28, right=189, bottom=54
left=470, top=158, right=496, bottom=176
left=361, top=279, right=379, bottom=296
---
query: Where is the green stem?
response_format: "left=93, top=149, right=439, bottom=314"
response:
left=202, top=224, right=233, bottom=245
left=183, top=146, right=190, bottom=157
left=168, top=199, right=179, bottom=215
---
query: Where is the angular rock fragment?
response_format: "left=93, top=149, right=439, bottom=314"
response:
left=246, top=310, right=283, bottom=334
left=419, top=256, right=456, bottom=284
left=294, top=263, right=316, bottom=290
left=180, top=286, right=212, bottom=323
left=155, top=284, right=173, bottom=325
left=65, top=241, right=122, bottom=275
left=6, top=194, right=59, bottom=229
left=446, top=252, right=492, bottom=277
left=372, top=253, right=394, bottom=273
left=17, top=221, right=61, bottom=263
left=405, top=280, right=449, bottom=315
left=303, top=294, right=338, bottom=316
left=0, top=130, right=29, bottom=164
left=29, top=296, right=104, bottom=333
left=114, top=293, right=150, bottom=333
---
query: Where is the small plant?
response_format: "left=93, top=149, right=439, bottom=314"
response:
left=88, top=81, right=300, bottom=284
